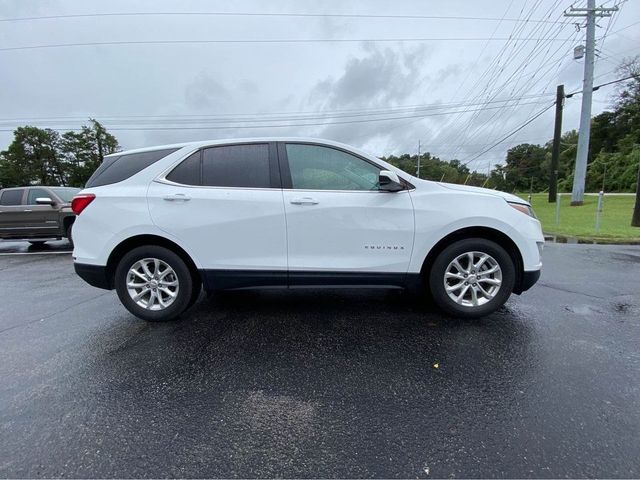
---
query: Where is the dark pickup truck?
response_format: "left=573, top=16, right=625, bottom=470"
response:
left=0, top=186, right=80, bottom=245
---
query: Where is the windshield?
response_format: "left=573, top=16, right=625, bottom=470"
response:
left=51, top=187, right=81, bottom=203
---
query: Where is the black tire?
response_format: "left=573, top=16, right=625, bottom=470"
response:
left=428, top=238, right=515, bottom=318
left=66, top=222, right=74, bottom=247
left=186, top=278, right=202, bottom=310
left=115, top=245, right=194, bottom=322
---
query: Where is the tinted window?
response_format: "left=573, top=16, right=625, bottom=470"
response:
left=286, top=144, right=380, bottom=191
left=0, top=189, right=24, bottom=205
left=26, top=188, right=51, bottom=205
left=166, top=151, right=201, bottom=185
left=202, top=144, right=270, bottom=188
left=85, top=148, right=179, bottom=188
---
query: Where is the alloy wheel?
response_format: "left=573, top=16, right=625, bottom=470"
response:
left=126, top=258, right=179, bottom=310
left=443, top=251, right=502, bottom=307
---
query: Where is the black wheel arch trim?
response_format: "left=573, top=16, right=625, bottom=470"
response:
left=74, top=263, right=112, bottom=290
left=516, top=269, right=541, bottom=294
left=419, top=226, right=530, bottom=293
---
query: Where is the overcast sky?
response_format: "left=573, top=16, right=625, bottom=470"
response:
left=1, top=0, right=639, bottom=172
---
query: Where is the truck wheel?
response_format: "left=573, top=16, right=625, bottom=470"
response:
left=115, top=245, right=193, bottom=322
left=66, top=223, right=74, bottom=247
left=429, top=238, right=515, bottom=318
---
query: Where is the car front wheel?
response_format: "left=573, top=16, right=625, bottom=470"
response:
left=115, top=245, right=193, bottom=322
left=429, top=238, right=515, bottom=318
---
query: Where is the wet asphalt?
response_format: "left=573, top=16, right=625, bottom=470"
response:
left=0, top=241, right=639, bottom=478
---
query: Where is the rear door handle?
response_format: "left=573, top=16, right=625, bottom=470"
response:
left=290, top=197, right=319, bottom=205
left=163, top=193, right=191, bottom=202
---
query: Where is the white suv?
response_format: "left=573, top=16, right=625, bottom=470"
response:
left=71, top=138, right=544, bottom=321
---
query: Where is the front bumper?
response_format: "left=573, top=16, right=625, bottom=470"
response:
left=74, top=263, right=112, bottom=290
left=514, top=269, right=541, bottom=294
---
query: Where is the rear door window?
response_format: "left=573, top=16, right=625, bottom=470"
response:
left=85, top=148, right=179, bottom=188
left=0, top=189, right=25, bottom=205
left=201, top=144, right=270, bottom=188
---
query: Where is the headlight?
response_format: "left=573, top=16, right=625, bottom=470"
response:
left=507, top=201, right=536, bottom=218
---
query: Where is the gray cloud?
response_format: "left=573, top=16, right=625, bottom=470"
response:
left=0, top=0, right=638, bottom=172
left=309, top=43, right=430, bottom=111
left=184, top=73, right=230, bottom=110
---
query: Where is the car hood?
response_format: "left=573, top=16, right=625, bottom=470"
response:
left=437, top=182, right=528, bottom=204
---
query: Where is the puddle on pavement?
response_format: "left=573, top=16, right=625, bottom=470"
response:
left=564, top=304, right=606, bottom=315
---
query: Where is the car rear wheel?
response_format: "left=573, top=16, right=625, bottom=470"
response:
left=428, top=238, right=515, bottom=318
left=115, top=245, right=193, bottom=322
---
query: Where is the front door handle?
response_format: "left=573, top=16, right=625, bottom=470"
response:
left=23, top=209, right=33, bottom=212
left=163, top=194, right=191, bottom=202
left=290, top=197, right=319, bottom=205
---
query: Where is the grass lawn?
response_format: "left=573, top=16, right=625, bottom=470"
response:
left=516, top=193, right=640, bottom=242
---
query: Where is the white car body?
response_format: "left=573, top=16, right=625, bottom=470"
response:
left=72, top=137, right=544, bottom=319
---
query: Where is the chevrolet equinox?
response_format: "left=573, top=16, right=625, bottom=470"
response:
left=72, top=138, right=544, bottom=321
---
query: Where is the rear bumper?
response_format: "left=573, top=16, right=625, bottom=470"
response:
left=74, top=263, right=111, bottom=290
left=515, top=269, right=541, bottom=294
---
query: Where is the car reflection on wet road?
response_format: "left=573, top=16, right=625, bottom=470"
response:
left=0, top=243, right=638, bottom=478
left=0, top=239, right=72, bottom=255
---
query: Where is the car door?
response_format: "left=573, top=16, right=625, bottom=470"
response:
left=0, top=188, right=27, bottom=237
left=24, top=187, right=61, bottom=236
left=279, top=142, right=415, bottom=283
left=148, top=142, right=288, bottom=288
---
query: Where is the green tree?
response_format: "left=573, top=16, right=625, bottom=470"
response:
left=500, top=143, right=548, bottom=192
left=381, top=152, right=481, bottom=185
left=61, top=119, right=119, bottom=186
left=0, top=126, right=64, bottom=187
left=0, top=120, right=119, bottom=188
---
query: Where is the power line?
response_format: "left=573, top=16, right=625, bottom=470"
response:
left=0, top=36, right=581, bottom=52
left=461, top=25, right=580, bottom=165
left=564, top=74, right=637, bottom=97
left=461, top=103, right=556, bottom=166
left=0, top=11, right=569, bottom=24
left=0, top=94, right=555, bottom=124
left=607, top=19, right=640, bottom=36
left=459, top=13, right=571, bottom=154
left=425, top=0, right=563, bottom=154
left=0, top=100, right=550, bottom=132
left=442, top=1, right=574, bottom=164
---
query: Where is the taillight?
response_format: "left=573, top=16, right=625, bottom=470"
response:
left=71, top=194, right=96, bottom=215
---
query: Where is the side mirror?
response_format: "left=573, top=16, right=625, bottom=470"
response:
left=35, top=197, right=54, bottom=206
left=379, top=170, right=404, bottom=192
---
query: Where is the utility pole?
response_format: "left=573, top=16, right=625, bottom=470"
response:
left=549, top=84, right=564, bottom=203
left=416, top=140, right=421, bottom=178
left=565, top=1, right=618, bottom=206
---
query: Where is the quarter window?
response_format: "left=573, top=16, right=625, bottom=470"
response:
left=202, top=144, right=270, bottom=188
left=85, top=148, right=179, bottom=188
left=26, top=188, right=51, bottom=205
left=285, top=144, right=380, bottom=191
left=166, top=151, right=201, bottom=185
left=0, top=189, right=24, bottom=205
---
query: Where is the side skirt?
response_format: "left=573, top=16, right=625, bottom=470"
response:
left=201, top=269, right=423, bottom=291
